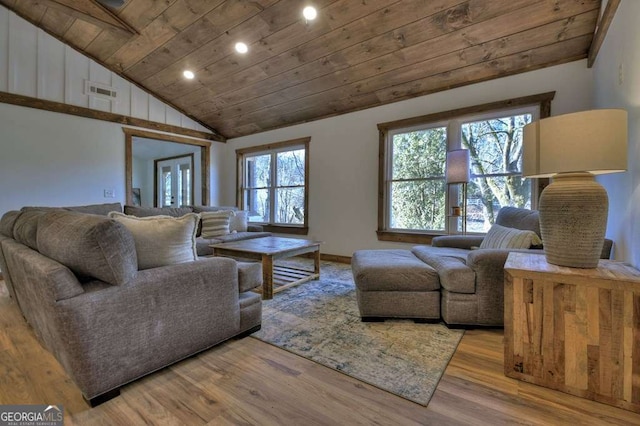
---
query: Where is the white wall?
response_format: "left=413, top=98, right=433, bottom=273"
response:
left=0, top=104, right=223, bottom=215
left=0, top=103, right=125, bottom=211
left=0, top=6, right=208, bottom=132
left=0, top=6, right=224, bottom=218
left=224, top=61, right=594, bottom=257
left=593, top=0, right=640, bottom=266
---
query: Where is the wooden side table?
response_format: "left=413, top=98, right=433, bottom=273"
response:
left=504, top=252, right=640, bottom=413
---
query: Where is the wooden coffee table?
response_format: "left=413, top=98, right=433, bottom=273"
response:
left=211, top=236, right=321, bottom=299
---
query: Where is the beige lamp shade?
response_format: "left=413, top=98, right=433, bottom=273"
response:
left=523, top=109, right=628, bottom=178
left=446, top=149, right=470, bottom=184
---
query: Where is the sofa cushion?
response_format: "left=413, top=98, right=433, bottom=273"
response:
left=0, top=211, right=21, bottom=238
left=352, top=249, right=440, bottom=292
left=479, top=224, right=542, bottom=250
left=13, top=209, right=53, bottom=250
left=495, top=207, right=541, bottom=237
left=124, top=205, right=193, bottom=218
left=237, top=261, right=262, bottom=292
left=37, top=210, right=138, bottom=285
left=412, top=245, right=470, bottom=262
left=230, top=211, right=249, bottom=233
left=109, top=212, right=199, bottom=270
left=65, top=202, right=123, bottom=216
left=411, top=246, right=475, bottom=294
left=200, top=211, right=233, bottom=238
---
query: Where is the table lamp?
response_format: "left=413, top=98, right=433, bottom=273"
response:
left=522, top=109, right=627, bottom=268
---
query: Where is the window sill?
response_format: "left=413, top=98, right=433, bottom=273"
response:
left=260, top=225, right=309, bottom=235
left=376, top=230, right=445, bottom=244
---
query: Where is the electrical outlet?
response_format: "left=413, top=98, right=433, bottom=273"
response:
left=618, top=62, right=624, bottom=85
left=104, top=189, right=115, bottom=198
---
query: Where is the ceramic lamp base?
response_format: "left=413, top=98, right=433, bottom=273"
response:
left=539, top=172, right=607, bottom=268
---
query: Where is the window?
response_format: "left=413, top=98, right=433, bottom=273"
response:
left=237, top=137, right=310, bottom=234
left=388, top=125, right=447, bottom=232
left=462, top=113, right=532, bottom=233
left=377, top=92, right=554, bottom=243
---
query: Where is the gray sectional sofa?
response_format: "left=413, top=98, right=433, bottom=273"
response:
left=353, top=207, right=613, bottom=327
left=0, top=203, right=263, bottom=406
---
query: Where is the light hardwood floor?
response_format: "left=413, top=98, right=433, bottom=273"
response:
left=1, top=282, right=639, bottom=426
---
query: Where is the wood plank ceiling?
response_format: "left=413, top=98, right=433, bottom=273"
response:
left=1, top=0, right=602, bottom=139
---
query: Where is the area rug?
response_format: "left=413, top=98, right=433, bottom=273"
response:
left=251, top=260, right=464, bottom=406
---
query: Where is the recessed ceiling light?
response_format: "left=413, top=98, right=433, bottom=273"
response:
left=183, top=70, right=195, bottom=80
left=235, top=42, right=248, bottom=54
left=303, top=6, right=317, bottom=21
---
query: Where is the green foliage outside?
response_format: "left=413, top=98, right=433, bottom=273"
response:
left=390, top=127, right=447, bottom=230
left=245, top=149, right=305, bottom=224
left=390, top=113, right=532, bottom=232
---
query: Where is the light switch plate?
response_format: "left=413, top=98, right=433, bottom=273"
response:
left=104, top=189, right=115, bottom=198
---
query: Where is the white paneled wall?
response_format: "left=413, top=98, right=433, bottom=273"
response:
left=0, top=6, right=210, bottom=133
left=0, top=7, right=7, bottom=91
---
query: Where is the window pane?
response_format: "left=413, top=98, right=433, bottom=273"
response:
left=466, top=175, right=531, bottom=233
left=162, top=167, right=171, bottom=207
left=245, top=154, right=271, bottom=188
left=245, top=188, right=270, bottom=222
left=461, top=114, right=532, bottom=175
left=390, top=180, right=446, bottom=231
left=275, top=187, right=304, bottom=224
left=277, top=149, right=305, bottom=187
left=392, top=127, right=447, bottom=180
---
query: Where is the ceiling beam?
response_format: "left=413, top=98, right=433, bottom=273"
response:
left=587, top=0, right=620, bottom=68
left=0, top=91, right=226, bottom=142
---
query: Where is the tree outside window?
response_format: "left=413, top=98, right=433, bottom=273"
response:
left=462, top=113, right=532, bottom=232
left=389, top=126, right=447, bottom=231
left=378, top=92, right=554, bottom=242
left=237, top=137, right=310, bottom=234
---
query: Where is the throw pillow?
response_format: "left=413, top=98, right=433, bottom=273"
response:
left=229, top=211, right=249, bottom=233
left=38, top=210, right=138, bottom=285
left=479, top=223, right=542, bottom=250
left=200, top=210, right=234, bottom=238
left=108, top=212, right=199, bottom=270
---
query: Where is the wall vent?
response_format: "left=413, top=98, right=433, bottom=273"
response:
left=84, top=80, right=118, bottom=100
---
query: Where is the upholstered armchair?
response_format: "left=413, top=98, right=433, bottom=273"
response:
left=424, top=207, right=612, bottom=326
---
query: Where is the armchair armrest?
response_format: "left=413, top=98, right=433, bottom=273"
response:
left=465, top=249, right=544, bottom=324
left=432, top=235, right=484, bottom=249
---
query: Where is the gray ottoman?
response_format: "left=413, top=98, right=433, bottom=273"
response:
left=351, top=249, right=440, bottom=321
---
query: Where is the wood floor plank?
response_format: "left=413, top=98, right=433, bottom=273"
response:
left=0, top=280, right=638, bottom=425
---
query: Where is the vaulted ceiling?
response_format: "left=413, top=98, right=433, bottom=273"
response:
left=1, top=0, right=602, bottom=139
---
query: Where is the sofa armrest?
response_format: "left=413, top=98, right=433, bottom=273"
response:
left=465, top=249, right=544, bottom=324
left=247, top=224, right=264, bottom=232
left=432, top=235, right=484, bottom=249
left=465, top=249, right=512, bottom=325
left=237, top=262, right=262, bottom=292
left=418, top=253, right=475, bottom=294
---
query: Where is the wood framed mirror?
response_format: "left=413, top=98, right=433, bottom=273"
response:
left=124, top=128, right=211, bottom=207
